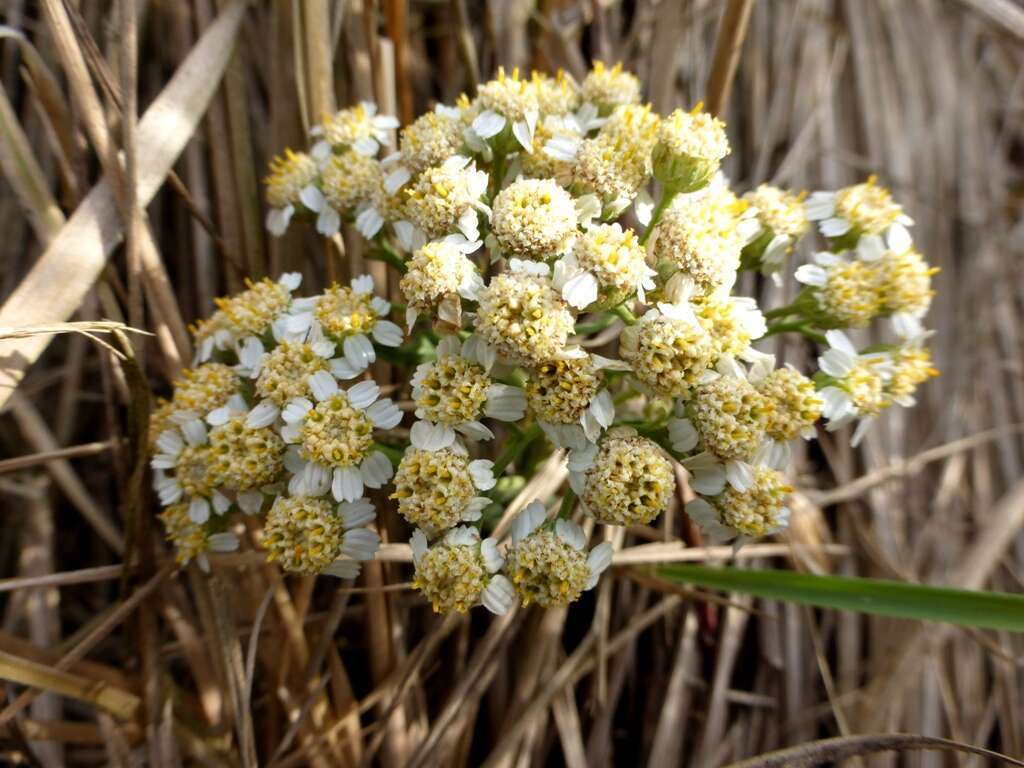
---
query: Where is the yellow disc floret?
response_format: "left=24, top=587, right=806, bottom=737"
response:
left=582, top=435, right=675, bottom=525
left=413, top=355, right=490, bottom=425
left=159, top=503, right=211, bottom=565
left=819, top=260, right=881, bottom=328
left=265, top=150, right=318, bottom=208
left=691, top=376, right=770, bottom=461
left=756, top=368, right=823, bottom=441
left=476, top=272, right=575, bottom=365
left=412, top=538, right=489, bottom=613
left=321, top=151, right=380, bottom=212
left=876, top=248, right=937, bottom=318
left=208, top=416, right=285, bottom=491
left=214, top=278, right=293, bottom=337
left=255, top=341, right=329, bottom=406
left=262, top=496, right=343, bottom=574
left=401, top=241, right=478, bottom=311
left=833, top=177, right=905, bottom=235
left=491, top=178, right=578, bottom=259
left=506, top=530, right=589, bottom=607
left=172, top=363, right=240, bottom=417
left=315, top=284, right=379, bottom=339
left=398, top=111, right=464, bottom=173
left=620, top=311, right=716, bottom=398
left=572, top=223, right=649, bottom=299
left=392, top=449, right=476, bottom=534
left=476, top=67, right=539, bottom=122
left=581, top=61, right=641, bottom=113
left=526, top=357, right=600, bottom=424
left=716, top=467, right=792, bottom=538
left=744, top=185, right=809, bottom=238
left=298, top=393, right=375, bottom=468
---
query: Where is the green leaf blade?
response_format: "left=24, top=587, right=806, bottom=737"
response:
left=657, top=564, right=1024, bottom=631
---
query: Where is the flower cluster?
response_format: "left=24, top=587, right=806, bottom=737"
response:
left=153, top=63, right=938, bottom=613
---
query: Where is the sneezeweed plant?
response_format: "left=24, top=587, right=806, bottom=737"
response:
left=151, top=63, right=939, bottom=609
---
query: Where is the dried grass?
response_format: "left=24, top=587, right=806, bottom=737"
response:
left=0, top=1, right=1022, bottom=765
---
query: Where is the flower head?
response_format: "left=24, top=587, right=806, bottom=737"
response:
left=311, top=101, right=398, bottom=157
left=756, top=367, right=822, bottom=442
left=876, top=247, right=937, bottom=319
left=206, top=415, right=286, bottom=492
left=619, top=304, right=716, bottom=398
left=532, top=70, right=581, bottom=115
left=396, top=108, right=465, bottom=175
left=686, top=466, right=791, bottom=543
left=652, top=105, right=729, bottom=193
left=505, top=501, right=613, bottom=606
left=650, top=186, right=758, bottom=293
left=410, top=527, right=513, bottom=614
left=410, top=335, right=525, bottom=444
left=159, top=503, right=238, bottom=568
left=742, top=185, right=809, bottom=276
left=795, top=252, right=882, bottom=328
left=392, top=448, right=493, bottom=535
left=576, top=432, right=675, bottom=526
left=689, top=374, right=770, bottom=461
left=208, top=274, right=302, bottom=344
left=475, top=267, right=576, bottom=366
left=554, top=223, right=656, bottom=309
left=151, top=419, right=230, bottom=524
left=280, top=373, right=401, bottom=502
left=262, top=496, right=380, bottom=576
left=816, top=331, right=894, bottom=446
left=491, top=178, right=578, bottom=259
left=581, top=61, right=641, bottom=114
left=165, top=363, right=240, bottom=421
left=527, top=355, right=618, bottom=448
left=264, top=151, right=318, bottom=234
left=405, top=156, right=489, bottom=240
left=806, top=176, right=913, bottom=242
left=303, top=150, right=381, bottom=235
left=400, top=237, right=483, bottom=325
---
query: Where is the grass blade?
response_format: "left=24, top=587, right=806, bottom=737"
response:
left=657, top=564, right=1024, bottom=631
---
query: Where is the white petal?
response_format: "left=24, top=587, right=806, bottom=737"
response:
left=330, top=358, right=361, bottom=380
left=155, top=429, right=184, bottom=457
left=454, top=420, right=494, bottom=441
left=282, top=398, right=314, bottom=424
left=690, top=466, right=726, bottom=496
left=820, top=217, right=851, bottom=237
left=316, top=206, right=342, bottom=236
left=512, top=119, right=533, bottom=152
left=246, top=401, right=280, bottom=428
left=668, top=418, right=699, bottom=453
left=302, top=462, right=333, bottom=496
left=856, top=234, right=885, bottom=261
left=472, top=110, right=506, bottom=139
left=300, top=185, right=325, bottom=212
left=339, top=498, right=376, bottom=528
left=483, top=384, right=527, bottom=421
left=794, top=264, right=828, bottom=287
left=410, top=420, right=456, bottom=450
left=346, top=380, right=380, bottom=409
left=819, top=348, right=854, bottom=378
left=480, top=538, right=503, bottom=573
left=634, top=188, right=654, bottom=226
left=332, top=467, right=364, bottom=502
left=308, top=371, right=340, bottom=402
left=181, top=419, right=208, bottom=446
left=725, top=460, right=755, bottom=492
left=351, top=274, right=375, bottom=294
left=323, top=559, right=362, bottom=579
left=562, top=271, right=599, bottom=310
left=685, top=498, right=735, bottom=543
left=360, top=451, right=394, bottom=488
left=371, top=320, right=404, bottom=347
left=444, top=525, right=479, bottom=547
left=341, top=528, right=380, bottom=560
left=825, top=330, right=857, bottom=356
left=804, top=192, right=835, bottom=221
left=511, top=500, right=547, bottom=544
left=208, top=533, right=240, bottom=553
left=237, top=490, right=264, bottom=515
left=468, top=459, right=496, bottom=490
left=585, top=542, right=614, bottom=588
left=366, top=398, right=402, bottom=429
left=589, top=390, right=614, bottom=428
left=555, top=519, right=586, bottom=551
left=352, top=137, right=379, bottom=156
left=384, top=167, right=412, bottom=195
left=410, top=529, right=429, bottom=564
left=886, top=222, right=912, bottom=252
left=355, top=206, right=384, bottom=239
left=188, top=498, right=210, bottom=524
left=266, top=206, right=293, bottom=236
left=343, top=334, right=376, bottom=370
left=481, top=575, right=516, bottom=614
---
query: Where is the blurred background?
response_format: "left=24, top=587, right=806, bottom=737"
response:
left=0, top=0, right=1023, bottom=765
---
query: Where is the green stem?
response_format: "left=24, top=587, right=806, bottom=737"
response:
left=573, top=312, right=618, bottom=336
left=610, top=304, right=637, bottom=325
left=763, top=304, right=800, bottom=320
left=638, top=187, right=679, bottom=246
left=765, top=321, right=827, bottom=345
left=489, top=151, right=507, bottom=201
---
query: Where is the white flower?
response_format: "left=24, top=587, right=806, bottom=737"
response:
left=409, top=335, right=526, bottom=445
left=150, top=419, right=230, bottom=523
left=310, top=101, right=398, bottom=160
left=279, top=372, right=400, bottom=502
left=528, top=355, right=623, bottom=450
left=816, top=330, right=893, bottom=446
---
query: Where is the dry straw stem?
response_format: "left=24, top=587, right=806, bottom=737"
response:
left=0, top=0, right=247, bottom=409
